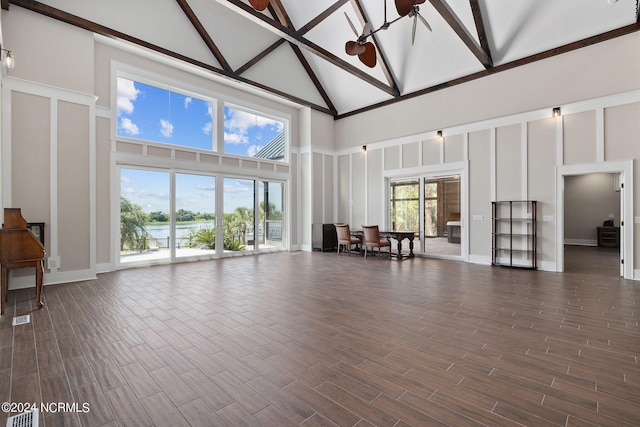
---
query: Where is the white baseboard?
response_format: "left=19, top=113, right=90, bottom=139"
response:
left=96, top=262, right=112, bottom=274
left=7, top=269, right=97, bottom=290
left=537, top=260, right=556, bottom=272
left=564, top=239, right=597, bottom=246
left=468, top=254, right=491, bottom=265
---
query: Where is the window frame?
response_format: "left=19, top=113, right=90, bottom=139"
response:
left=223, top=102, right=290, bottom=163
left=114, top=69, right=218, bottom=154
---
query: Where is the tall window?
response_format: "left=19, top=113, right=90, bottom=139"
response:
left=117, top=77, right=214, bottom=150
left=224, top=105, right=285, bottom=161
left=389, top=180, right=420, bottom=232
left=424, top=175, right=461, bottom=257
left=424, top=181, right=438, bottom=237
left=120, top=168, right=170, bottom=264
left=175, top=174, right=216, bottom=257
left=223, top=178, right=256, bottom=251
left=259, top=181, right=284, bottom=249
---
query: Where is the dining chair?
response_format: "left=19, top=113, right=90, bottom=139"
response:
left=362, top=225, right=391, bottom=260
left=335, top=224, right=361, bottom=256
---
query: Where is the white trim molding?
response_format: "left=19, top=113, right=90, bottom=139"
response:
left=556, top=160, right=634, bottom=280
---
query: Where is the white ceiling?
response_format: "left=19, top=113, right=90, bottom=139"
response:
left=9, top=0, right=640, bottom=117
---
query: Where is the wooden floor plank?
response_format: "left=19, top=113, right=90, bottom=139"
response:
left=0, top=246, right=637, bottom=426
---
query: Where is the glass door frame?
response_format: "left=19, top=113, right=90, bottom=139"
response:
left=385, top=164, right=467, bottom=261
left=115, top=165, right=289, bottom=269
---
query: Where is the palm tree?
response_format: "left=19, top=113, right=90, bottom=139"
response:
left=120, top=197, right=148, bottom=251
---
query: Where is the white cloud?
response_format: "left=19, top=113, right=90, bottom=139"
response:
left=117, top=77, right=139, bottom=115
left=247, top=144, right=264, bottom=157
left=224, top=109, right=283, bottom=145
left=196, top=184, right=216, bottom=191
left=202, top=122, right=212, bottom=135
left=160, top=119, right=174, bottom=138
left=120, top=118, right=140, bottom=135
left=184, top=97, right=192, bottom=109
left=224, top=131, right=248, bottom=145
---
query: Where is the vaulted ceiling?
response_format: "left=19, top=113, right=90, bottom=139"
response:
left=5, top=0, right=640, bottom=118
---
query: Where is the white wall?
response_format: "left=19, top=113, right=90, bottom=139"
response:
left=331, top=31, right=640, bottom=278
left=1, top=7, right=309, bottom=284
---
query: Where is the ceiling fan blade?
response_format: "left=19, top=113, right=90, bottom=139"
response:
left=412, top=14, right=417, bottom=45
left=362, top=22, right=373, bottom=37
left=344, top=12, right=359, bottom=37
left=346, top=41, right=366, bottom=56
left=248, top=0, right=269, bottom=11
left=418, top=12, right=432, bottom=32
left=358, top=42, right=377, bottom=68
left=395, top=0, right=414, bottom=17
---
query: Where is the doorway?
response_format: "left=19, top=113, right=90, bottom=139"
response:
left=563, top=173, right=620, bottom=276
left=557, top=160, right=633, bottom=279
left=387, top=173, right=462, bottom=258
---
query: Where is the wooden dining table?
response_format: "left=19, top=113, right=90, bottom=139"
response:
left=350, top=229, right=417, bottom=260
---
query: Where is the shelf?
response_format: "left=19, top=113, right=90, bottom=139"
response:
left=491, top=201, right=537, bottom=269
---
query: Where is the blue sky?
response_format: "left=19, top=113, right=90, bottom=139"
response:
left=116, top=77, right=284, bottom=156
left=117, top=78, right=285, bottom=216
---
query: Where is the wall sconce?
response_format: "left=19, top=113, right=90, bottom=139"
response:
left=0, top=45, right=14, bottom=69
left=552, top=107, right=561, bottom=117
left=362, top=145, right=367, bottom=152
left=436, top=130, right=443, bottom=140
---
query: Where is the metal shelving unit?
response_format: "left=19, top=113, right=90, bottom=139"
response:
left=491, top=200, right=537, bottom=269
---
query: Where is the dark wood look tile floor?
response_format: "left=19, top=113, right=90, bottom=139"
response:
left=1, top=248, right=639, bottom=426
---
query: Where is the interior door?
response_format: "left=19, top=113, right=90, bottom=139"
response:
left=619, top=173, right=624, bottom=276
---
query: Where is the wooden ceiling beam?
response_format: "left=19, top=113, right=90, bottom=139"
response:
left=349, top=0, right=400, bottom=93
left=298, top=0, right=350, bottom=35
left=429, top=0, right=492, bottom=68
left=337, top=22, right=640, bottom=118
left=215, top=0, right=399, bottom=97
left=8, top=0, right=335, bottom=116
left=469, top=0, right=492, bottom=67
left=176, top=0, right=233, bottom=73
left=267, top=0, right=337, bottom=115
left=235, top=39, right=286, bottom=75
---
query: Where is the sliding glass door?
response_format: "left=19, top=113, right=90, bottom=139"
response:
left=119, top=168, right=170, bottom=264
left=259, top=180, right=284, bottom=249
left=223, top=178, right=255, bottom=251
left=389, top=179, right=420, bottom=253
left=119, top=168, right=286, bottom=266
left=388, top=174, right=462, bottom=258
left=423, top=175, right=461, bottom=257
left=175, top=173, right=216, bottom=258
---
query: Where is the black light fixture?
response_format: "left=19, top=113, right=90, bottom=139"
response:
left=362, top=145, right=367, bottom=152
left=553, top=107, right=561, bottom=117
left=0, top=45, right=14, bottom=69
left=436, top=130, right=443, bottom=140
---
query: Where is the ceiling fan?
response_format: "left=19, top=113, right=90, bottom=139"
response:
left=247, top=0, right=432, bottom=68
left=344, top=0, right=432, bottom=68
left=248, top=0, right=269, bottom=11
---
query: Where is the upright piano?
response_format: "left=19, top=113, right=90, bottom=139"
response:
left=0, top=208, right=45, bottom=315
